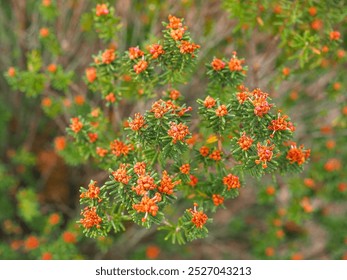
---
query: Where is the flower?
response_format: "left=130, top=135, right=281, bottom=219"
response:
left=133, top=174, right=157, bottom=195
left=268, top=112, right=295, bottom=135
left=41, top=97, right=52, bottom=107
left=180, top=164, right=190, bottom=174
left=203, top=96, right=216, bottom=108
left=158, top=171, right=181, bottom=195
left=48, top=213, right=60, bottom=225
left=252, top=89, right=273, bottom=117
left=304, top=178, right=315, bottom=188
left=330, top=31, right=340, bottom=41
left=80, top=207, right=102, bottom=229
left=102, top=49, right=116, bottom=64
left=62, top=231, right=77, bottom=243
left=215, top=104, right=228, bottom=117
left=96, top=147, right=108, bottom=157
left=128, top=47, right=144, bottom=59
left=189, top=203, right=208, bottom=228
left=70, top=117, right=83, bottom=133
left=129, top=113, right=145, bottom=131
left=238, top=132, right=253, bottom=150
left=265, top=247, right=275, bottom=257
left=286, top=143, right=310, bottom=165
left=74, top=94, right=85, bottom=105
left=223, top=173, right=240, bottom=190
left=25, top=236, right=39, bottom=250
left=39, top=27, right=49, bottom=37
left=170, top=28, right=185, bottom=40
left=105, top=92, right=116, bottom=103
left=308, top=7, right=317, bottom=16
left=301, top=197, right=313, bottom=213
left=282, top=67, right=290, bottom=76
left=112, top=164, right=131, bottom=184
left=95, top=4, right=109, bottom=16
left=228, top=52, right=244, bottom=71
left=7, top=67, right=16, bottom=77
left=47, top=63, right=57, bottom=73
left=212, top=194, right=224, bottom=206
left=236, top=90, right=249, bottom=104
left=168, top=122, right=190, bottom=143
left=199, top=146, right=209, bottom=157
left=324, top=158, right=341, bottom=172
left=42, top=0, right=51, bottom=7
left=133, top=193, right=162, bottom=222
left=149, top=44, right=165, bottom=59
left=146, top=245, right=160, bottom=259
left=311, top=19, right=323, bottom=30
left=169, top=89, right=180, bottom=100
left=255, top=141, right=275, bottom=168
left=110, top=140, right=133, bottom=157
left=209, top=150, right=222, bottom=161
left=189, top=174, right=198, bottom=187
left=266, top=186, right=276, bottom=196
left=134, top=60, right=148, bottom=74
left=86, top=67, right=97, bottom=83
left=211, top=58, right=225, bottom=71
left=167, top=15, right=183, bottom=29
left=134, top=162, right=146, bottom=176
left=42, top=252, right=53, bottom=260
left=179, top=41, right=200, bottom=57
left=80, top=180, right=101, bottom=200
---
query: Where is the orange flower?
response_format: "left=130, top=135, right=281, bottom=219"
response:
left=133, top=174, right=157, bottom=195
left=102, top=49, right=116, bottom=64
left=47, top=63, right=57, bottom=73
left=200, top=146, right=209, bottom=157
left=324, top=158, right=341, bottom=172
left=134, top=60, right=148, bottom=74
left=86, top=67, right=97, bottom=83
left=282, top=67, right=290, bottom=76
left=333, top=82, right=341, bottom=91
left=128, top=47, right=144, bottom=60
left=301, top=197, right=313, bottom=213
left=266, top=186, right=276, bottom=196
left=170, top=28, right=185, bottom=40
left=62, top=231, right=76, bottom=243
left=80, top=180, right=101, bottom=200
left=268, top=112, right=295, bottom=135
left=322, top=45, right=329, bottom=53
left=330, top=30, right=340, bottom=41
left=209, top=150, right=222, bottom=161
left=7, top=67, right=16, bottom=77
left=304, top=178, right=315, bottom=188
left=70, top=117, right=83, bottom=133
left=42, top=0, right=51, bottom=7
left=48, top=213, right=60, bottom=225
left=229, top=52, right=244, bottom=71
left=167, top=15, right=183, bottom=29
left=326, top=139, right=336, bottom=149
left=158, top=171, right=181, bottom=195
left=189, top=174, right=198, bottom=187
left=308, top=7, right=317, bottom=16
left=311, top=19, right=323, bottom=30
left=169, top=89, right=180, bottom=100
left=286, top=143, right=310, bottom=165
left=203, top=96, right=216, bottom=108
left=255, top=141, right=274, bottom=168
left=189, top=203, right=208, bottom=228
left=291, top=253, right=303, bottom=260
left=133, top=193, right=162, bottom=222
left=238, top=132, right=253, bottom=150
left=168, top=122, right=190, bottom=143
left=112, top=164, right=131, bottom=184
left=180, top=163, right=190, bottom=174
left=146, top=245, right=160, bottom=259
left=215, top=105, right=228, bottom=117
left=337, top=49, right=345, bottom=58
left=95, top=4, right=109, bottom=17
left=74, top=94, right=85, bottom=105
left=252, top=92, right=273, bottom=117
left=149, top=44, right=165, bottom=59
left=25, top=236, right=39, bottom=250
left=80, top=207, right=102, bottom=229
left=41, top=97, right=52, bottom=107
left=265, top=247, right=275, bottom=257
left=212, top=194, right=224, bottom=206
left=179, top=41, right=200, bottom=57
left=223, top=173, right=240, bottom=190
left=134, top=162, right=146, bottom=176
left=129, top=113, right=145, bottom=131
left=40, top=27, right=49, bottom=37
left=276, top=229, right=284, bottom=239
left=96, top=147, right=108, bottom=157
left=42, top=252, right=53, bottom=260
left=236, top=90, right=249, bottom=104
left=273, top=218, right=282, bottom=227
left=273, top=5, right=282, bottom=14
left=211, top=58, right=225, bottom=71
left=110, top=139, right=132, bottom=157
left=105, top=92, right=116, bottom=103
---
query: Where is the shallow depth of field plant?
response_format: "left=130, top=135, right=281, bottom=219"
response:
left=1, top=0, right=346, bottom=260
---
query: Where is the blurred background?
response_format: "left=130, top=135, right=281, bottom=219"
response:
left=0, top=0, right=346, bottom=259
